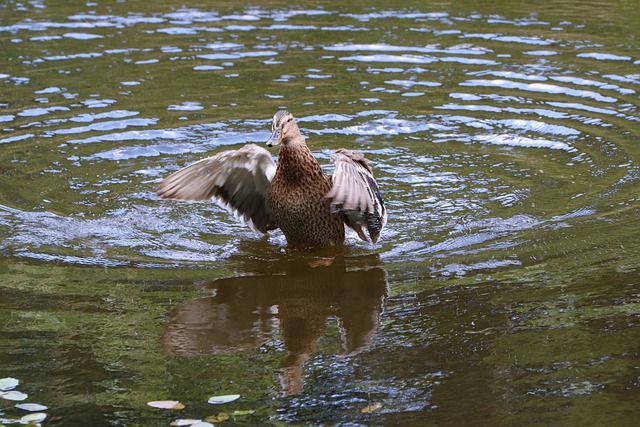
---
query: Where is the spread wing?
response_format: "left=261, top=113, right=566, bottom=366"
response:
left=326, top=149, right=387, bottom=244
left=156, top=143, right=278, bottom=233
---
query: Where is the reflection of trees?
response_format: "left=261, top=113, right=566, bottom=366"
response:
left=161, top=255, right=387, bottom=396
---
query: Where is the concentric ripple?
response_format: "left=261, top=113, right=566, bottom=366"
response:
left=0, top=3, right=638, bottom=279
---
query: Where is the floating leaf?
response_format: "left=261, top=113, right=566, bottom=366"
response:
left=231, top=410, right=255, bottom=416
left=361, top=402, right=382, bottom=413
left=1, top=390, right=28, bottom=401
left=0, top=378, right=19, bottom=391
left=170, top=419, right=202, bottom=426
left=191, top=422, right=214, bottom=427
left=205, top=412, right=230, bottom=422
left=207, top=394, right=240, bottom=405
left=147, top=400, right=185, bottom=410
left=16, top=403, right=48, bottom=412
left=21, top=412, right=47, bottom=423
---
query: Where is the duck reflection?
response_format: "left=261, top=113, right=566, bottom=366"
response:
left=161, top=255, right=387, bottom=396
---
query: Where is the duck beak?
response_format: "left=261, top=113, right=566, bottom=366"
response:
left=266, top=128, right=282, bottom=147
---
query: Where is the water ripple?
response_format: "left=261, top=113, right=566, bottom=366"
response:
left=475, top=134, right=575, bottom=151
left=68, top=129, right=186, bottom=145
left=460, top=79, right=618, bottom=103
left=577, top=52, right=632, bottom=61
left=197, top=51, right=277, bottom=60
left=53, top=118, right=158, bottom=135
left=340, top=54, right=438, bottom=64
left=324, top=43, right=489, bottom=55
left=0, top=2, right=638, bottom=276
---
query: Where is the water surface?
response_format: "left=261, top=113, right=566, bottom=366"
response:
left=1, top=0, right=640, bottom=425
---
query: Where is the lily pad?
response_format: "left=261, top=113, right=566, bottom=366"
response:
left=0, top=378, right=19, bottom=391
left=191, top=422, right=214, bottom=427
left=207, top=394, right=240, bottom=405
left=147, top=400, right=185, bottom=410
left=1, top=390, right=28, bottom=401
left=16, top=403, right=48, bottom=412
left=21, top=412, right=47, bottom=423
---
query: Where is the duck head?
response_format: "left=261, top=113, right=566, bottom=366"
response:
left=267, top=110, right=302, bottom=147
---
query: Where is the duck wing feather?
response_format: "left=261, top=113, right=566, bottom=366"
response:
left=326, top=149, right=387, bottom=244
left=156, top=143, right=278, bottom=233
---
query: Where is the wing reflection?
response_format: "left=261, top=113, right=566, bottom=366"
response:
left=161, top=256, right=387, bottom=396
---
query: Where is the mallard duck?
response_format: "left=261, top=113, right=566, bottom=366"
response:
left=157, top=110, right=386, bottom=248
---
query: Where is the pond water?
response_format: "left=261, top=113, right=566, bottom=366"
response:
left=1, top=0, right=640, bottom=425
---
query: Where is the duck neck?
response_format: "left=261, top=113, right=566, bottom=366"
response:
left=276, top=138, right=324, bottom=183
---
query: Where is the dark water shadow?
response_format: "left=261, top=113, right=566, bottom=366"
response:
left=161, top=252, right=388, bottom=396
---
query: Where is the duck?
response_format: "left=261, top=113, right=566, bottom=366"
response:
left=156, top=110, right=386, bottom=248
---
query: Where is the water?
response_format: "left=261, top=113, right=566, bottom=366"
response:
left=1, top=0, right=640, bottom=425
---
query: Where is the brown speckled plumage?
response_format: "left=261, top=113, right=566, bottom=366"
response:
left=157, top=110, right=386, bottom=248
left=268, top=135, right=344, bottom=246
